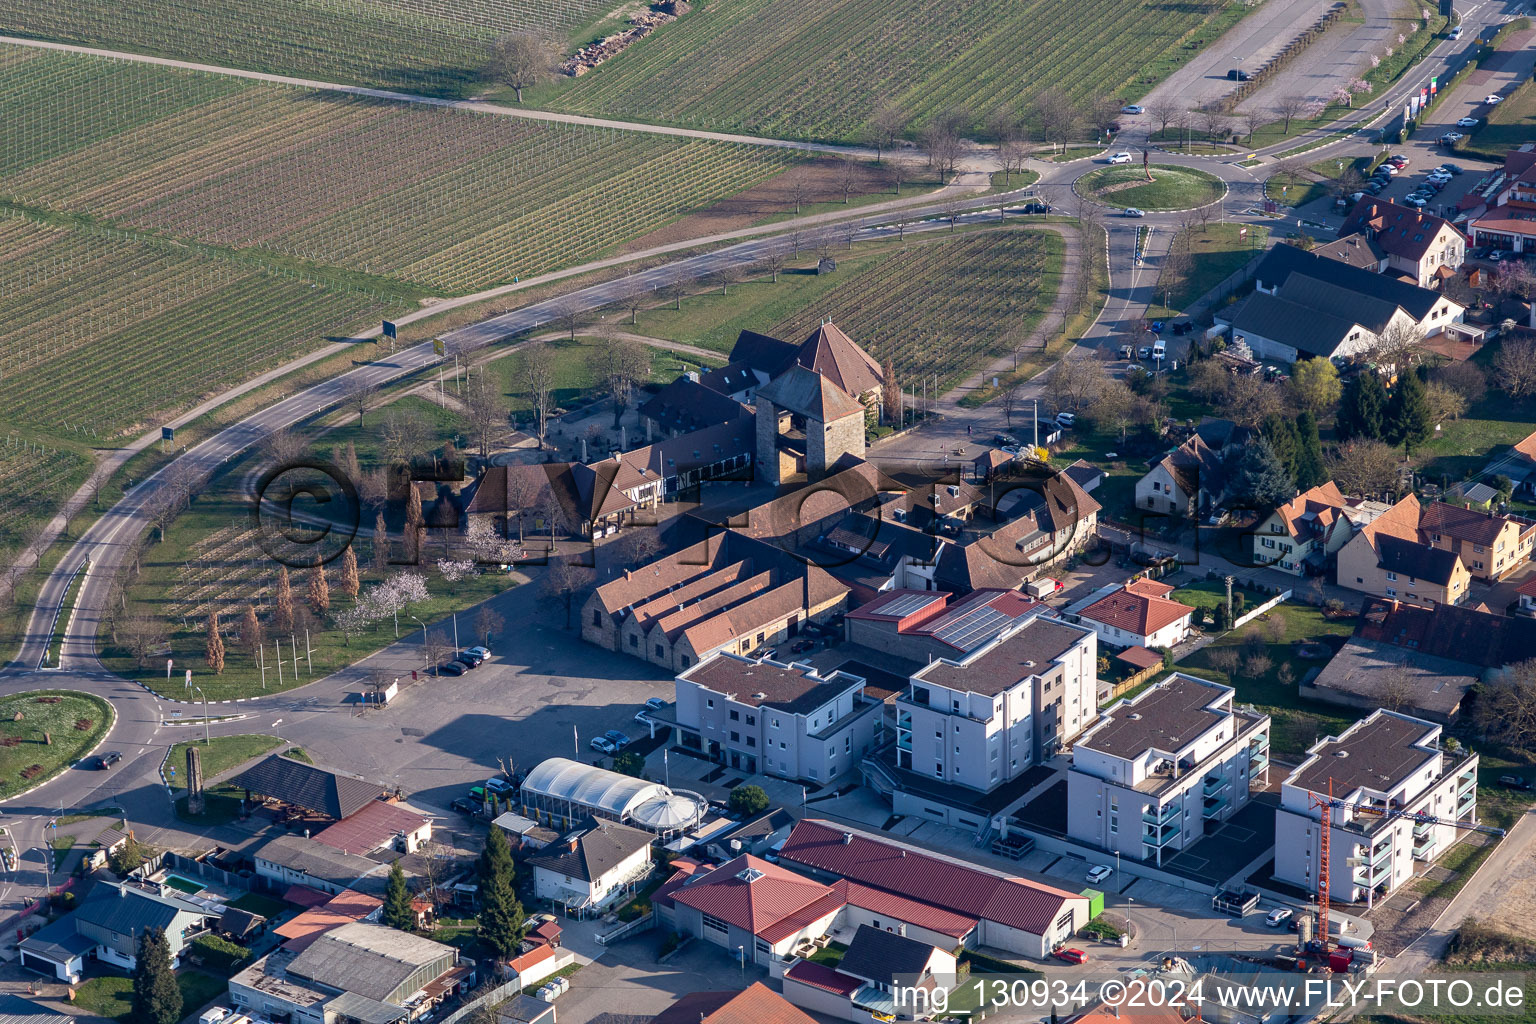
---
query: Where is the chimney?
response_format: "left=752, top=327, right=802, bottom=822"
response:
left=842, top=832, right=853, bottom=845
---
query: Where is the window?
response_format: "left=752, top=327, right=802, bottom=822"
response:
left=1386, top=587, right=1397, bottom=597
left=730, top=731, right=740, bottom=742
left=629, top=634, right=638, bottom=648
left=656, top=644, right=664, bottom=657
left=680, top=655, right=690, bottom=668
left=771, top=718, right=780, bottom=729
left=1386, top=571, right=1398, bottom=581
left=702, top=913, right=729, bottom=933
left=592, top=609, right=602, bottom=626
left=729, top=710, right=739, bottom=721
left=707, top=699, right=714, bottom=709
left=746, top=715, right=755, bottom=726
left=845, top=736, right=852, bottom=752
left=936, top=763, right=944, bottom=776
left=746, top=737, right=756, bottom=747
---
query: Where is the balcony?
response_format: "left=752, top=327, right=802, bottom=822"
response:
left=1413, top=818, right=1433, bottom=838
left=896, top=731, right=912, bottom=752
left=1370, top=843, right=1393, bottom=867
left=1413, top=835, right=1437, bottom=860
left=1457, top=771, right=1477, bottom=796
left=1144, top=821, right=1181, bottom=847
left=1202, top=793, right=1227, bottom=817
left=1142, top=803, right=1180, bottom=826
left=1202, top=775, right=1229, bottom=796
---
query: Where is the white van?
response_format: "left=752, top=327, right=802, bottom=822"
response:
left=199, top=1010, right=230, bottom=1024
left=1151, top=340, right=1166, bottom=360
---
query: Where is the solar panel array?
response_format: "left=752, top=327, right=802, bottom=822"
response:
left=932, top=605, right=1013, bottom=652
left=873, top=592, right=942, bottom=619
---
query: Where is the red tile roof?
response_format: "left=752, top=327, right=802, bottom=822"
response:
left=780, top=820, right=1083, bottom=937
left=652, top=984, right=820, bottom=1024
left=837, top=879, right=977, bottom=938
left=313, top=800, right=428, bottom=855
left=509, top=941, right=556, bottom=975
left=1418, top=500, right=1517, bottom=547
left=784, top=959, right=863, bottom=996
left=1340, top=200, right=1462, bottom=261
left=282, top=884, right=332, bottom=908
left=1115, top=646, right=1164, bottom=671
left=274, top=889, right=382, bottom=951
left=670, top=854, right=837, bottom=935
left=1078, top=579, right=1194, bottom=638
left=1518, top=576, right=1536, bottom=598
left=1515, top=429, right=1536, bottom=461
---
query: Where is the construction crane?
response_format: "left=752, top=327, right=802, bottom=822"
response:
left=1308, top=777, right=1506, bottom=950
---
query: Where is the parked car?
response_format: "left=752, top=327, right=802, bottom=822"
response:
left=589, top=736, right=617, bottom=754
left=1020, top=201, right=1053, bottom=214
left=1388, top=155, right=1409, bottom=166
left=450, top=797, right=479, bottom=815
left=1122, top=104, right=1145, bottom=115
left=1441, top=132, right=1464, bottom=144
left=1485, top=94, right=1504, bottom=105
left=645, top=697, right=668, bottom=712
left=438, top=661, right=467, bottom=676
left=1267, top=908, right=1295, bottom=927
left=1119, top=344, right=1134, bottom=359
left=1498, top=775, right=1532, bottom=790
left=790, top=638, right=815, bottom=654
left=1404, top=197, right=1427, bottom=208
left=604, top=729, right=632, bottom=750
left=1054, top=948, right=1090, bottom=964
left=1123, top=207, right=1146, bottom=217
left=994, top=433, right=1019, bottom=446
left=1055, top=411, right=1077, bottom=428
left=94, top=751, right=122, bottom=770
left=1107, top=151, right=1133, bottom=164
left=1086, top=864, right=1114, bottom=884
left=1456, top=116, right=1479, bottom=127
left=1378, top=164, right=1399, bottom=175
left=1150, top=321, right=1164, bottom=333
left=1138, top=345, right=1153, bottom=359
left=1439, top=162, right=1463, bottom=175
left=1226, top=68, right=1251, bottom=81
left=485, top=776, right=515, bottom=796
left=465, top=645, right=491, bottom=660
left=454, top=653, right=482, bottom=669
left=1490, top=250, right=1506, bottom=261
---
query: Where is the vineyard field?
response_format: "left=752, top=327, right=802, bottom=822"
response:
left=0, top=437, right=92, bottom=556
left=0, top=0, right=614, bottom=98
left=528, top=0, right=1246, bottom=141
left=0, top=47, right=800, bottom=295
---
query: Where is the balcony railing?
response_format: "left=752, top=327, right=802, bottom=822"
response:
left=1144, top=821, right=1181, bottom=846
left=1203, top=775, right=1228, bottom=796
left=1370, top=843, right=1392, bottom=867
left=1249, top=733, right=1270, bottom=752
left=1413, top=818, right=1433, bottom=838
left=1202, top=793, right=1227, bottom=816
left=1249, top=751, right=1269, bottom=771
left=1413, top=835, right=1437, bottom=859
left=1142, top=803, right=1180, bottom=825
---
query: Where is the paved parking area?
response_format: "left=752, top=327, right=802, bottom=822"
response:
left=559, top=936, right=769, bottom=1024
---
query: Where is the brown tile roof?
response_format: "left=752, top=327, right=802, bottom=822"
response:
left=794, top=322, right=883, bottom=399
left=780, top=820, right=1082, bottom=937
left=1316, top=232, right=1387, bottom=270
left=670, top=854, right=837, bottom=935
left=628, top=560, right=756, bottom=631
left=652, top=984, right=819, bottom=1024
left=836, top=879, right=977, bottom=938
left=1270, top=481, right=1349, bottom=541
left=1078, top=578, right=1195, bottom=638
left=313, top=801, right=428, bottom=855
left=1115, top=646, right=1164, bottom=670
left=1358, top=493, right=1423, bottom=548
left=275, top=890, right=382, bottom=951
left=783, top=959, right=863, bottom=996
left=1514, top=429, right=1536, bottom=461
left=1519, top=576, right=1536, bottom=597
left=1418, top=500, right=1516, bottom=547
left=590, top=539, right=715, bottom=616
left=1340, top=199, right=1463, bottom=260
left=1356, top=595, right=1536, bottom=667
left=756, top=364, right=864, bottom=421
left=654, top=571, right=775, bottom=641
left=680, top=656, right=865, bottom=714
left=681, top=577, right=843, bottom=655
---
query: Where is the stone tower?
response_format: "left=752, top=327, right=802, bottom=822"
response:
left=753, top=365, right=866, bottom=485
left=186, top=745, right=205, bottom=815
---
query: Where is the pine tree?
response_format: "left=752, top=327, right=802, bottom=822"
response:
left=1262, top=415, right=1300, bottom=482
left=241, top=604, right=264, bottom=659
left=383, top=861, right=415, bottom=931
left=272, top=566, right=294, bottom=634
left=338, top=545, right=361, bottom=599
left=881, top=358, right=900, bottom=427
left=477, top=826, right=525, bottom=957
left=373, top=512, right=390, bottom=572
left=1385, top=369, right=1432, bottom=455
left=1230, top=437, right=1295, bottom=508
left=205, top=613, right=225, bottom=675
left=307, top=565, right=330, bottom=617
left=1338, top=371, right=1386, bottom=441
left=131, top=927, right=182, bottom=1024
left=1293, top=411, right=1327, bottom=490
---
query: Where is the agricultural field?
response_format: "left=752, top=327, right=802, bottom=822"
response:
left=0, top=435, right=93, bottom=555
left=0, top=0, right=612, bottom=98
left=523, top=0, right=1248, bottom=141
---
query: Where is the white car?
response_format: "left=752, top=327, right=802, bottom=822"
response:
left=1086, top=864, right=1114, bottom=885
left=1121, top=105, right=1144, bottom=115
left=1449, top=26, right=1463, bottom=39
left=1485, top=94, right=1504, bottom=105
left=1267, top=908, right=1295, bottom=927
left=589, top=736, right=617, bottom=754
left=1107, top=152, right=1133, bottom=164
left=1055, top=411, right=1076, bottom=428
left=1441, top=132, right=1464, bottom=144
left=1123, top=207, right=1145, bottom=217
left=1456, top=117, right=1480, bottom=127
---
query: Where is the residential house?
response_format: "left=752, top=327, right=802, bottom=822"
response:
left=1274, top=711, right=1479, bottom=903
left=1215, top=244, right=1468, bottom=364
left=1075, top=578, right=1196, bottom=649
left=705, top=808, right=797, bottom=861
left=651, top=984, right=820, bottom=1024
left=1249, top=482, right=1390, bottom=576
left=254, top=835, right=390, bottom=897
left=1482, top=429, right=1536, bottom=497
left=1067, top=674, right=1271, bottom=867
left=313, top=800, right=432, bottom=856
left=672, top=654, right=886, bottom=783
left=1136, top=433, right=1223, bottom=518
left=230, top=922, right=469, bottom=1024
left=1418, top=500, right=1535, bottom=582
left=528, top=817, right=655, bottom=917
left=662, top=854, right=846, bottom=967
left=639, top=377, right=750, bottom=436
left=873, top=615, right=1097, bottom=828
left=782, top=924, right=956, bottom=1022
left=19, top=881, right=220, bottom=982
left=1519, top=575, right=1536, bottom=618
left=1468, top=150, right=1536, bottom=254
left=1337, top=495, right=1470, bottom=607
left=1338, top=200, right=1466, bottom=288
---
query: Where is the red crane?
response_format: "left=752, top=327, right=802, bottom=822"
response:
left=1308, top=779, right=1335, bottom=951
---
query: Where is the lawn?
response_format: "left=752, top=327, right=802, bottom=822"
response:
left=1172, top=600, right=1359, bottom=760
left=0, top=691, right=113, bottom=798
left=1264, top=171, right=1327, bottom=209
left=228, top=891, right=293, bottom=918
left=1076, top=165, right=1226, bottom=211
left=73, top=969, right=228, bottom=1022
left=1458, top=74, right=1536, bottom=162
left=486, top=337, right=715, bottom=421
left=168, top=734, right=283, bottom=784
left=1152, top=222, right=1268, bottom=315
left=1414, top=344, right=1536, bottom=484
left=805, top=940, right=848, bottom=967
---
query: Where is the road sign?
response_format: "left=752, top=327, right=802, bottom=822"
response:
left=1239, top=226, right=1248, bottom=238
left=432, top=338, right=446, bottom=357
left=161, top=426, right=175, bottom=442
left=382, top=320, right=398, bottom=339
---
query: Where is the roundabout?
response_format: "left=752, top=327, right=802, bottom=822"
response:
left=1075, top=163, right=1227, bottom=211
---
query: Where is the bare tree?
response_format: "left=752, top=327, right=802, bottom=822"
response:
left=544, top=559, right=594, bottom=628
left=761, top=247, right=787, bottom=283
left=1239, top=107, right=1269, bottom=144
left=588, top=337, right=649, bottom=428
left=423, top=628, right=452, bottom=675
left=381, top=407, right=431, bottom=468
left=1087, top=94, right=1122, bottom=139
left=1033, top=89, right=1079, bottom=151
left=463, top=369, right=507, bottom=459
left=1369, top=320, right=1426, bottom=375
left=787, top=175, right=814, bottom=215
left=1494, top=337, right=1536, bottom=398
left=1326, top=439, right=1401, bottom=497
left=1147, top=99, right=1181, bottom=139
left=548, top=295, right=583, bottom=342
left=1274, top=94, right=1309, bottom=132
left=660, top=278, right=687, bottom=311
left=836, top=157, right=862, bottom=204
left=1473, top=658, right=1536, bottom=750
left=614, top=273, right=648, bottom=326
left=619, top=528, right=663, bottom=568
left=710, top=261, right=743, bottom=295
left=1196, top=109, right=1231, bottom=144
left=473, top=605, right=506, bottom=646
left=942, top=199, right=965, bottom=231
left=887, top=156, right=912, bottom=196
left=523, top=346, right=557, bottom=450
left=486, top=32, right=560, bottom=102
left=347, top=377, right=378, bottom=426
left=1170, top=109, right=1194, bottom=150
left=867, top=101, right=907, bottom=162
left=122, top=616, right=167, bottom=667
left=922, top=120, right=962, bottom=180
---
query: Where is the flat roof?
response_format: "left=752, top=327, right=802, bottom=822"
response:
left=1076, top=674, right=1231, bottom=759
left=914, top=616, right=1088, bottom=696
left=1286, top=711, right=1441, bottom=797
left=681, top=655, right=863, bottom=714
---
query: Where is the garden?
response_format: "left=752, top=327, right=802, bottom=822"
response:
left=0, top=691, right=113, bottom=796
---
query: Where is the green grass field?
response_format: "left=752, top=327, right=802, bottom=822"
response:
left=0, top=691, right=113, bottom=797
left=168, top=734, right=283, bottom=783
left=487, top=338, right=718, bottom=420
left=1152, top=222, right=1268, bottom=315
left=72, top=970, right=228, bottom=1022
left=519, top=0, right=1248, bottom=142
left=1077, top=165, right=1226, bottom=211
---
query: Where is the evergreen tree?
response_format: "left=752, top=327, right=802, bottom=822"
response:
left=1292, top=411, right=1327, bottom=490
left=1338, top=371, right=1386, bottom=441
left=338, top=545, right=361, bottom=599
left=205, top=613, right=225, bottom=675
left=477, top=826, right=524, bottom=956
left=1385, top=369, right=1432, bottom=454
left=272, top=566, right=294, bottom=634
left=373, top=512, right=390, bottom=572
left=383, top=861, right=415, bottom=931
left=1229, top=437, right=1295, bottom=508
left=1262, top=415, right=1301, bottom=482
left=308, top=565, right=330, bottom=617
left=131, top=927, right=182, bottom=1024
left=241, top=604, right=264, bottom=659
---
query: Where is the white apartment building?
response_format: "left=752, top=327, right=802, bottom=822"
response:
left=673, top=654, right=885, bottom=783
left=895, top=616, right=1097, bottom=793
left=1067, top=674, right=1271, bottom=866
left=1274, top=710, right=1480, bottom=904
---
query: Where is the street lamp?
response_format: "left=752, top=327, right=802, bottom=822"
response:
left=410, top=615, right=431, bottom=675
left=737, top=945, right=746, bottom=975
left=192, top=686, right=210, bottom=746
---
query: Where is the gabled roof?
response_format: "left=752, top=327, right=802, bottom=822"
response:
left=651, top=984, right=819, bottom=1024
left=0, top=994, right=73, bottom=1024
left=1356, top=595, right=1536, bottom=668
left=1078, top=578, right=1195, bottom=638
left=1315, top=232, right=1387, bottom=270
left=756, top=364, right=865, bottom=421
left=639, top=378, right=749, bottom=434
left=257, top=835, right=385, bottom=893
left=528, top=818, right=653, bottom=884
left=313, top=800, right=428, bottom=855
left=1418, top=500, right=1518, bottom=546
left=838, top=924, right=941, bottom=983
left=779, top=820, right=1082, bottom=936
left=698, top=361, right=759, bottom=396
left=793, top=322, right=883, bottom=398
left=1269, top=481, right=1352, bottom=543
left=669, top=854, right=838, bottom=936
left=1375, top=534, right=1462, bottom=585
left=1514, top=429, right=1536, bottom=461
left=232, top=755, right=382, bottom=820
left=1340, top=199, right=1463, bottom=261
left=275, top=889, right=383, bottom=951
left=729, top=330, right=799, bottom=378
left=1252, top=243, right=1446, bottom=321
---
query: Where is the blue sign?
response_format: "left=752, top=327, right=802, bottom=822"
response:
left=382, top=320, right=398, bottom=339
left=161, top=427, right=175, bottom=441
